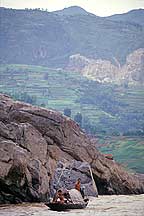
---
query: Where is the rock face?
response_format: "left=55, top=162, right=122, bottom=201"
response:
left=66, top=48, right=144, bottom=85
left=50, top=160, right=98, bottom=197
left=121, top=48, right=144, bottom=85
left=0, top=94, right=144, bottom=203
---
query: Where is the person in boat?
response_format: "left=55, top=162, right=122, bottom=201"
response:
left=75, top=178, right=85, bottom=199
left=75, top=178, right=81, bottom=191
left=63, top=190, right=72, bottom=203
left=52, top=189, right=64, bottom=204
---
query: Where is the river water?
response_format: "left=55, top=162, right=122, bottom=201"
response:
left=0, top=195, right=144, bottom=216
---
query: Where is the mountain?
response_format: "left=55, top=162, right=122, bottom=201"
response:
left=53, top=6, right=90, bottom=16
left=0, top=94, right=143, bottom=203
left=0, top=7, right=144, bottom=67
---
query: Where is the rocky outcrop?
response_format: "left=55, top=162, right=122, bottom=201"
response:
left=50, top=160, right=98, bottom=197
left=121, top=48, right=144, bottom=85
left=66, top=54, right=91, bottom=72
left=66, top=48, right=144, bottom=85
left=0, top=94, right=144, bottom=203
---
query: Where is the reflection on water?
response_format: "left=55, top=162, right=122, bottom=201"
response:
left=0, top=195, right=144, bottom=216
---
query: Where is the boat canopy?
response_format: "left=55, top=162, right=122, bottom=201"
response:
left=69, top=189, right=85, bottom=204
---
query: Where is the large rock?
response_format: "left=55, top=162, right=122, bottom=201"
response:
left=50, top=160, right=98, bottom=197
left=0, top=94, right=143, bottom=203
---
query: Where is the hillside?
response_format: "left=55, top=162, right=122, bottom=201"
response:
left=0, top=64, right=144, bottom=135
left=92, top=135, right=144, bottom=173
left=0, top=7, right=144, bottom=67
left=1, top=63, right=143, bottom=175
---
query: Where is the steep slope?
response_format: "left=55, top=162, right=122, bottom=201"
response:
left=0, top=94, right=143, bottom=203
left=0, top=7, right=144, bottom=67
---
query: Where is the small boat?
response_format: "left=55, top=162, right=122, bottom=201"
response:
left=45, top=189, right=89, bottom=211
left=45, top=199, right=88, bottom=211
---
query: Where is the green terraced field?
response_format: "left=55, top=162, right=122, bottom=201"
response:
left=96, top=135, right=144, bottom=173
left=0, top=64, right=83, bottom=111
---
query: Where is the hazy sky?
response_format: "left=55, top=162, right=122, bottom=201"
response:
left=1, top=0, right=144, bottom=16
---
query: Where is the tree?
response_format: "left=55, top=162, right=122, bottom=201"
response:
left=74, top=112, right=82, bottom=127
left=12, top=92, right=37, bottom=105
left=44, top=73, right=49, bottom=80
left=64, top=108, right=71, bottom=117
left=40, top=103, right=46, bottom=108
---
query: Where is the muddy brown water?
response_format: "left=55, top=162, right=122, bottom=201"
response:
left=0, top=195, right=144, bottom=216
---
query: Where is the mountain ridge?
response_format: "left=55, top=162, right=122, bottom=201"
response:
left=0, top=7, right=144, bottom=67
left=107, top=8, right=144, bottom=26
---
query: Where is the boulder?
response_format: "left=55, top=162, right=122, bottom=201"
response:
left=50, top=160, right=98, bottom=197
left=0, top=94, right=143, bottom=203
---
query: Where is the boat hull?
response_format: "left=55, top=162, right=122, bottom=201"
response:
left=45, top=201, right=88, bottom=211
